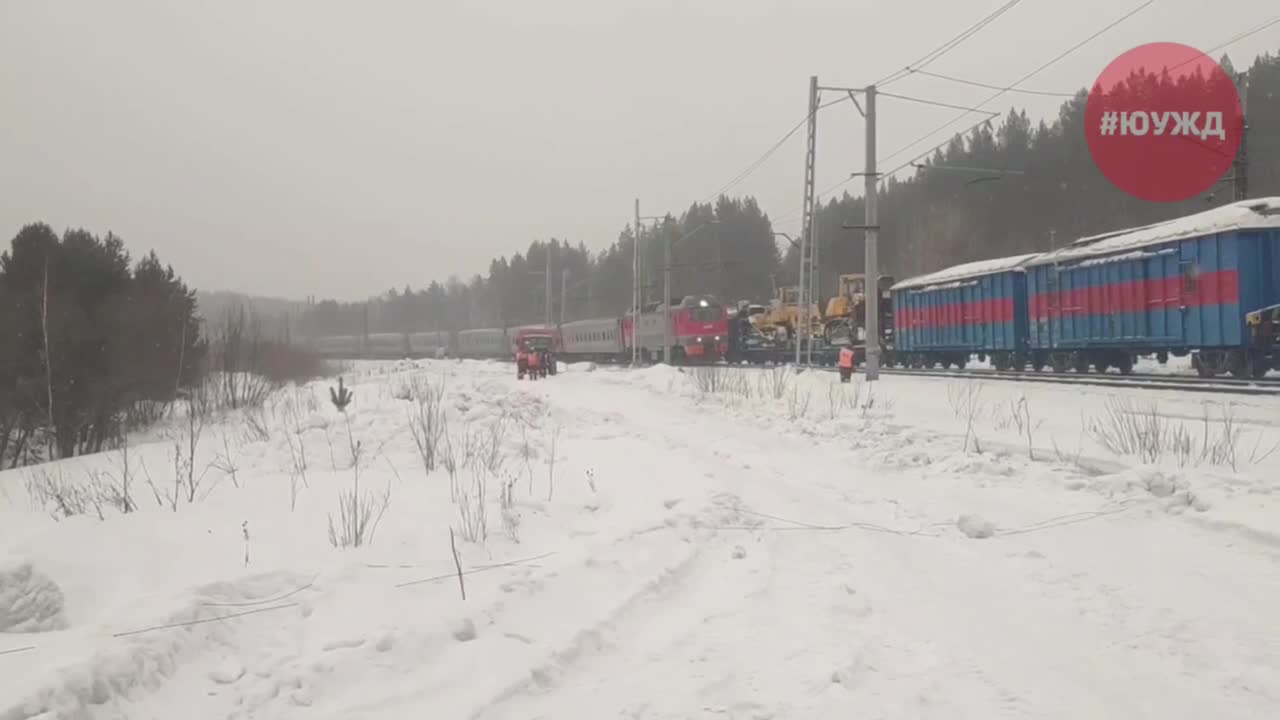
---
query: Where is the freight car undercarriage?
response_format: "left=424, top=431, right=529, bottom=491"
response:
left=895, top=343, right=1277, bottom=378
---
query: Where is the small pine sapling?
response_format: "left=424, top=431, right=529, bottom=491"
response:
left=330, top=377, right=353, bottom=412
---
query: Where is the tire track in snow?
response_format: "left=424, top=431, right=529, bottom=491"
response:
left=499, top=371, right=1280, bottom=718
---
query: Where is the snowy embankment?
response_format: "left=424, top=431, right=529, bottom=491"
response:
left=2, top=359, right=1278, bottom=719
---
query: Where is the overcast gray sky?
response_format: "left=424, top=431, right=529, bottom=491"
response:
left=2, top=0, right=1276, bottom=300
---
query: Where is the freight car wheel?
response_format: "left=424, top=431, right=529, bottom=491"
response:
left=1115, top=354, right=1134, bottom=375
left=1248, top=352, right=1269, bottom=379
left=1227, top=350, right=1249, bottom=379
left=1050, top=354, right=1069, bottom=373
left=1072, top=353, right=1089, bottom=374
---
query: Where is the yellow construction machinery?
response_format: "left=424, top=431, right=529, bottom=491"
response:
left=750, top=285, right=823, bottom=342
left=822, top=273, right=894, bottom=346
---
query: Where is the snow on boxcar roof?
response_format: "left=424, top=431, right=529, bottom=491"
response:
left=1027, top=197, right=1280, bottom=266
left=891, top=253, right=1042, bottom=292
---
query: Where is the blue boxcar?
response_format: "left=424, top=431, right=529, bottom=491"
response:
left=1024, top=197, right=1280, bottom=376
left=891, top=253, right=1040, bottom=369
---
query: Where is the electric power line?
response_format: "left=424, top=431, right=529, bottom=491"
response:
left=880, top=0, right=1156, bottom=167
left=876, top=0, right=1028, bottom=87
left=1204, top=15, right=1280, bottom=56
left=698, top=96, right=852, bottom=206
left=773, top=4, right=1271, bottom=230
left=910, top=69, right=1076, bottom=98
left=877, top=115, right=1026, bottom=183
left=878, top=90, right=1009, bottom=115
left=770, top=111, right=1012, bottom=231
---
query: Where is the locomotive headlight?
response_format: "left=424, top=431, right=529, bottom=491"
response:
left=714, top=336, right=721, bottom=342
left=696, top=337, right=703, bottom=343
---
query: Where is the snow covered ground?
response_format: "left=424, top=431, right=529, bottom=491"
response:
left=962, top=352, right=1203, bottom=376
left=2, top=359, right=1279, bottom=719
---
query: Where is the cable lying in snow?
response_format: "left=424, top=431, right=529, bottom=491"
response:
left=994, top=498, right=1150, bottom=537
left=198, top=573, right=321, bottom=608
left=715, top=500, right=1153, bottom=540
left=393, top=551, right=557, bottom=589
left=111, top=602, right=300, bottom=639
left=719, top=506, right=945, bottom=537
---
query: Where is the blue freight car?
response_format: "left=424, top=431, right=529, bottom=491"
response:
left=1024, top=197, right=1280, bottom=377
left=891, top=253, right=1041, bottom=370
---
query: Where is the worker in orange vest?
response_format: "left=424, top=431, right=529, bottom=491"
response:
left=526, top=346, right=541, bottom=380
left=516, top=344, right=530, bottom=380
left=838, top=344, right=856, bottom=383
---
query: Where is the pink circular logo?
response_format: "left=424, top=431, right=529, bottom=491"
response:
left=1084, top=42, right=1242, bottom=203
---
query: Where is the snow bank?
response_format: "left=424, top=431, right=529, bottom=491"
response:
left=0, top=559, right=68, bottom=633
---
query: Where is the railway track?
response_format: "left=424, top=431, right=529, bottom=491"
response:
left=321, top=352, right=1280, bottom=396
left=778, top=364, right=1280, bottom=397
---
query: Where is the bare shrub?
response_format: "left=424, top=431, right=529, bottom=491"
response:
left=787, top=385, right=811, bottom=420
left=1003, top=395, right=1041, bottom=460
left=284, top=427, right=308, bottom=511
left=484, top=415, right=509, bottom=474
left=860, top=388, right=895, bottom=419
left=1088, top=396, right=1165, bottom=464
left=500, top=473, right=521, bottom=543
left=327, top=480, right=392, bottom=548
left=690, top=367, right=748, bottom=396
left=25, top=467, right=91, bottom=519
left=545, top=425, right=561, bottom=501
left=327, top=422, right=391, bottom=548
left=242, top=407, right=271, bottom=444
left=826, top=380, right=864, bottom=420
left=757, top=366, right=793, bottom=400
left=946, top=381, right=985, bottom=453
left=210, top=432, right=241, bottom=490
left=210, top=305, right=275, bottom=411
left=442, top=429, right=461, bottom=501
left=104, top=443, right=137, bottom=513
left=826, top=382, right=843, bottom=420
left=519, top=422, right=537, bottom=496
left=164, top=382, right=213, bottom=509
left=408, top=375, right=448, bottom=474
left=24, top=466, right=132, bottom=520
left=1088, top=397, right=1249, bottom=469
left=457, top=461, right=489, bottom=544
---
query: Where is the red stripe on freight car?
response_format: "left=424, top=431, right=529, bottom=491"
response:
left=1029, top=270, right=1239, bottom=320
left=896, top=297, right=1014, bottom=329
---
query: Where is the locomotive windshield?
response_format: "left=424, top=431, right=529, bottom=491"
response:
left=687, top=297, right=722, bottom=323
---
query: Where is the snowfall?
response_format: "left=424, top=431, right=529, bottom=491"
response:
left=2, top=358, right=1279, bottom=720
